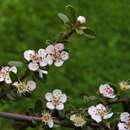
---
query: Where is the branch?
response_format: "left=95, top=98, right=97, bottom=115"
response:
left=106, top=97, right=130, bottom=105
left=0, top=112, right=116, bottom=130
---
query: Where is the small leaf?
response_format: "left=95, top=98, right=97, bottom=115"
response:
left=83, top=27, right=96, bottom=39
left=34, top=99, right=43, bottom=114
left=76, top=28, right=84, bottom=35
left=65, top=5, right=76, bottom=22
left=57, top=13, right=69, bottom=24
left=8, top=61, right=24, bottom=67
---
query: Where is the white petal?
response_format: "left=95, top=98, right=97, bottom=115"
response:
left=38, top=49, right=46, bottom=57
left=0, top=74, right=4, bottom=82
left=46, top=102, right=55, bottom=110
left=38, top=69, right=48, bottom=78
left=10, top=66, right=17, bottom=73
left=47, top=120, right=54, bottom=128
left=54, top=43, right=64, bottom=51
left=96, top=104, right=106, bottom=111
left=88, top=106, right=97, bottom=115
left=39, top=60, right=48, bottom=67
left=91, top=115, right=102, bottom=123
left=45, top=92, right=53, bottom=101
left=103, top=112, right=113, bottom=119
left=127, top=85, right=130, bottom=89
left=70, top=114, right=76, bottom=121
left=24, top=50, right=35, bottom=61
left=28, top=62, right=39, bottom=71
left=53, top=89, right=62, bottom=97
left=56, top=103, right=64, bottom=110
left=26, top=80, right=36, bottom=91
left=99, top=84, right=106, bottom=94
left=5, top=74, right=12, bottom=84
left=60, top=94, right=67, bottom=103
left=54, top=60, right=64, bottom=67
left=46, top=55, right=53, bottom=65
left=13, top=81, right=19, bottom=87
left=120, top=112, right=129, bottom=122
left=61, top=51, right=69, bottom=61
left=46, top=45, right=54, bottom=54
left=118, top=123, right=128, bottom=130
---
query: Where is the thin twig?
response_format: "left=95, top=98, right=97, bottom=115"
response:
left=0, top=112, right=116, bottom=130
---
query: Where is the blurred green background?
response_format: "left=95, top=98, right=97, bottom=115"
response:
left=0, top=0, right=130, bottom=129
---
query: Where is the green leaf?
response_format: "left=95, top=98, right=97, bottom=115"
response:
left=83, top=27, right=96, bottom=39
left=76, top=28, right=84, bottom=35
left=8, top=61, right=24, bottom=67
left=57, top=13, right=69, bottom=24
left=65, top=5, right=76, bottom=22
left=34, top=99, right=43, bottom=114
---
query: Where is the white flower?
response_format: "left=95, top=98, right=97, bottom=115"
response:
left=88, top=104, right=113, bottom=123
left=24, top=49, right=48, bottom=78
left=42, top=112, right=54, bottom=128
left=46, top=43, right=69, bottom=67
left=24, top=49, right=48, bottom=71
left=0, top=66, right=17, bottom=84
left=118, top=112, right=130, bottom=130
left=119, top=81, right=130, bottom=91
left=77, top=16, right=86, bottom=24
left=45, top=89, right=67, bottom=110
left=13, top=80, right=36, bottom=94
left=70, top=114, right=86, bottom=127
left=99, top=84, right=116, bottom=98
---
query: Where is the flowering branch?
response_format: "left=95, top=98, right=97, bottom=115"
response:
left=0, top=5, right=130, bottom=130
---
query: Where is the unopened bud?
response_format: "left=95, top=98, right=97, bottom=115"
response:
left=77, top=16, right=86, bottom=24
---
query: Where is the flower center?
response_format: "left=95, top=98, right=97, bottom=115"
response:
left=30, top=53, right=41, bottom=63
left=52, top=96, right=60, bottom=105
left=104, top=87, right=113, bottom=95
left=17, top=82, right=26, bottom=93
left=97, top=109, right=107, bottom=117
left=52, top=50, right=61, bottom=60
left=42, top=114, right=50, bottom=122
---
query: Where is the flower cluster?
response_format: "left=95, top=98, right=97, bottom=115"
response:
left=24, top=43, right=69, bottom=78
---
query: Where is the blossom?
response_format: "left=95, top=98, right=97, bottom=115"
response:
left=118, top=112, right=130, bottom=130
left=46, top=43, right=69, bottom=67
left=99, top=84, right=116, bottom=98
left=119, top=81, right=130, bottom=91
left=42, top=112, right=54, bottom=128
left=45, top=89, right=67, bottom=110
left=24, top=49, right=48, bottom=78
left=0, top=66, right=17, bottom=84
left=88, top=104, right=113, bottom=123
left=70, top=114, right=86, bottom=127
left=13, top=80, right=36, bottom=94
left=77, top=16, right=86, bottom=24
left=24, top=49, right=48, bottom=71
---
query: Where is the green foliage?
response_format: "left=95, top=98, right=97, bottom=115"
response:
left=0, top=0, right=130, bottom=130
left=57, top=13, right=70, bottom=24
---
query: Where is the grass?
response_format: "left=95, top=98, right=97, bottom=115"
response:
left=0, top=0, right=130, bottom=129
